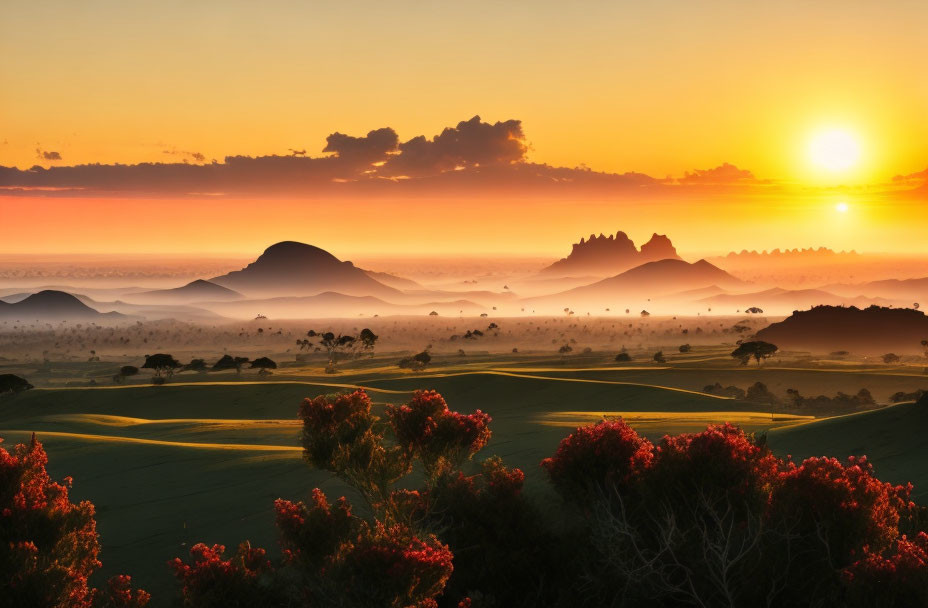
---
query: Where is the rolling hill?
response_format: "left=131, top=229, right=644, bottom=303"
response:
left=768, top=397, right=928, bottom=500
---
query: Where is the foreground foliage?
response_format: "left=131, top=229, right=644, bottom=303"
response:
left=0, top=435, right=149, bottom=608
left=6, top=387, right=927, bottom=607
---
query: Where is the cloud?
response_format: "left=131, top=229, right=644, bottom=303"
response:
left=678, top=163, right=757, bottom=185
left=0, top=118, right=768, bottom=198
left=384, top=115, right=527, bottom=176
left=322, top=127, right=398, bottom=165
left=36, top=148, right=62, bottom=161
left=162, top=148, right=207, bottom=163
left=892, top=167, right=928, bottom=186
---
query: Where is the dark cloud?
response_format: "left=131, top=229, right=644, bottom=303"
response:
left=322, top=127, right=398, bottom=165
left=678, top=163, right=757, bottom=185
left=384, top=115, right=527, bottom=176
left=0, top=118, right=765, bottom=198
left=36, top=148, right=62, bottom=161
left=162, top=148, right=206, bottom=163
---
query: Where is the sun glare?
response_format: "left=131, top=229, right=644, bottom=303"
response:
left=808, top=129, right=861, bottom=172
left=835, top=201, right=849, bottom=213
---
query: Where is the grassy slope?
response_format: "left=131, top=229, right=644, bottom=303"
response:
left=0, top=373, right=775, bottom=601
left=0, top=366, right=918, bottom=603
left=768, top=400, right=928, bottom=501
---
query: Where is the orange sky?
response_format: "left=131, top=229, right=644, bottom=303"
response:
left=1, top=1, right=927, bottom=256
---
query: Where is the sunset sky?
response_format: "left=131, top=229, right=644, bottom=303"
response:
left=2, top=1, right=927, bottom=257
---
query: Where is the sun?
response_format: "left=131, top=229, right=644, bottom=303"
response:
left=835, top=201, right=849, bottom=213
left=808, top=129, right=861, bottom=172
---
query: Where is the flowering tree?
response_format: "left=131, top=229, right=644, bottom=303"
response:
left=0, top=434, right=149, bottom=608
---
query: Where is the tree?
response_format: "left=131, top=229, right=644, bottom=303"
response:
left=399, top=350, right=431, bottom=371
left=883, top=353, right=901, bottom=364
left=615, top=352, right=632, bottom=362
left=212, top=355, right=250, bottom=374
left=730, top=341, right=778, bottom=365
left=640, top=310, right=650, bottom=317
left=315, top=329, right=378, bottom=372
left=181, top=359, right=207, bottom=373
left=0, top=374, right=33, bottom=394
left=1, top=434, right=149, bottom=607
left=678, top=344, right=691, bottom=353
left=249, top=357, right=277, bottom=376
left=652, top=351, right=666, bottom=363
left=112, top=366, right=139, bottom=384
left=141, top=353, right=181, bottom=380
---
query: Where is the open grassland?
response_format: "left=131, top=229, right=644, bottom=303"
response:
left=2, top=352, right=928, bottom=602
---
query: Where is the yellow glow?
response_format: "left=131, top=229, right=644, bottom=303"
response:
left=808, top=129, right=862, bottom=172
left=836, top=201, right=849, bottom=213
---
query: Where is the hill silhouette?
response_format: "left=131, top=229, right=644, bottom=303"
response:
left=0, top=290, right=125, bottom=320
left=528, top=258, right=744, bottom=310
left=698, top=288, right=892, bottom=314
left=822, top=277, right=928, bottom=301
left=540, top=231, right=681, bottom=276
left=210, top=241, right=402, bottom=298
left=135, top=279, right=243, bottom=302
left=755, top=305, right=928, bottom=354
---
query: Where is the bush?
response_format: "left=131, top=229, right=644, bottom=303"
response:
left=542, top=419, right=653, bottom=503
left=1, top=434, right=148, bottom=608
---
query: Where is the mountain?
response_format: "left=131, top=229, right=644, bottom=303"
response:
left=539, top=231, right=681, bottom=277
left=754, top=305, right=928, bottom=354
left=209, top=241, right=402, bottom=298
left=134, top=279, right=243, bottom=302
left=527, top=259, right=744, bottom=310
left=0, top=290, right=125, bottom=321
left=697, top=288, right=893, bottom=314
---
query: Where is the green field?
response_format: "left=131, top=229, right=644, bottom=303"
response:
left=1, top=357, right=927, bottom=603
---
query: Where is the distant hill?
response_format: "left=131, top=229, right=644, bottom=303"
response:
left=714, top=247, right=858, bottom=262
left=755, top=305, right=928, bottom=354
left=134, top=279, right=243, bottom=302
left=822, top=277, right=928, bottom=301
left=527, top=258, right=744, bottom=310
left=0, top=290, right=125, bottom=321
left=362, top=269, right=423, bottom=290
left=540, top=231, right=681, bottom=277
left=698, top=288, right=893, bottom=313
left=210, top=241, right=402, bottom=298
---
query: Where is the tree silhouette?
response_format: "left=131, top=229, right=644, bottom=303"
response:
left=141, top=353, right=181, bottom=380
left=250, top=356, right=278, bottom=376
left=731, top=341, right=778, bottom=366
left=212, top=354, right=250, bottom=374
left=0, top=374, right=33, bottom=394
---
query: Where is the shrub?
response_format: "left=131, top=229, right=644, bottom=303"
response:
left=542, top=419, right=653, bottom=503
left=0, top=434, right=148, bottom=608
left=844, top=531, right=928, bottom=607
left=170, top=542, right=276, bottom=608
left=386, top=390, right=491, bottom=481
